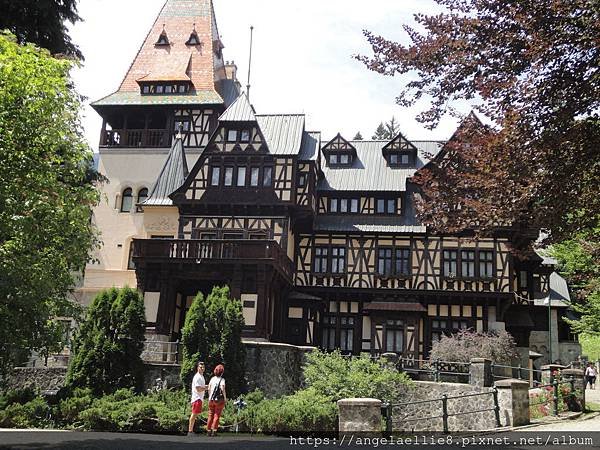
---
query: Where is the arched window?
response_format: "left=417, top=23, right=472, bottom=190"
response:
left=120, top=188, right=133, bottom=212
left=136, top=188, right=149, bottom=212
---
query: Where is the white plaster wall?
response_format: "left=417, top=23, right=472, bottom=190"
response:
left=80, top=148, right=201, bottom=299
left=487, top=306, right=506, bottom=332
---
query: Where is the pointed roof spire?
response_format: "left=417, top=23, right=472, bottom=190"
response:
left=143, top=135, right=189, bottom=206
left=92, top=0, right=239, bottom=108
left=219, top=91, right=256, bottom=122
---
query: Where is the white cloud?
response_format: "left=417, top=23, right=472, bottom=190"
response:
left=70, top=0, right=470, bottom=148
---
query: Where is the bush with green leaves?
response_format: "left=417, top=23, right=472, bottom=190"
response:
left=180, top=286, right=245, bottom=396
left=0, top=396, right=50, bottom=429
left=429, top=329, right=519, bottom=364
left=66, top=287, right=146, bottom=396
left=303, top=350, right=412, bottom=402
left=243, top=388, right=337, bottom=435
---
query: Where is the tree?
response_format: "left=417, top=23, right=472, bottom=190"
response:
left=180, top=286, right=246, bottom=397
left=0, top=33, right=99, bottom=377
left=353, top=132, right=364, bottom=140
left=66, top=287, right=146, bottom=396
left=429, top=329, right=519, bottom=364
left=549, top=226, right=600, bottom=335
left=358, top=0, right=600, bottom=242
left=0, top=0, right=83, bottom=59
left=372, top=122, right=387, bottom=140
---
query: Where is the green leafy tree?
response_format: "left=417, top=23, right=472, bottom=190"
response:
left=180, top=286, right=246, bottom=396
left=358, top=0, right=600, bottom=241
left=0, top=33, right=99, bottom=377
left=66, top=287, right=146, bottom=396
left=0, top=0, right=83, bottom=59
left=372, top=122, right=387, bottom=140
left=549, top=225, right=600, bottom=335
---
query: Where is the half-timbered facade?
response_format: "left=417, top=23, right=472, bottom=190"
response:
left=82, top=0, right=579, bottom=366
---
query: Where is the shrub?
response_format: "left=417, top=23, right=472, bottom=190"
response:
left=0, top=397, right=50, bottom=428
left=66, top=287, right=146, bottom=396
left=244, top=388, right=337, bottom=435
left=429, top=329, right=519, bottom=364
left=303, top=350, right=412, bottom=402
left=0, top=387, right=36, bottom=410
left=180, top=286, right=246, bottom=396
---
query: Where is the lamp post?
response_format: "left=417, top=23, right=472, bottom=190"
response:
left=546, top=295, right=553, bottom=364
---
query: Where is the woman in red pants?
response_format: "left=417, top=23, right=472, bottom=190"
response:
left=206, top=364, right=227, bottom=436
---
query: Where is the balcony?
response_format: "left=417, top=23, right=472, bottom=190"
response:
left=132, top=239, right=293, bottom=280
left=101, top=129, right=170, bottom=148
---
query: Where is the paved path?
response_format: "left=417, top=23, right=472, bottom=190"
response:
left=0, top=430, right=288, bottom=450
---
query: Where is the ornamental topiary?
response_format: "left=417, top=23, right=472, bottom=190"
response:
left=180, top=286, right=246, bottom=396
left=65, top=287, right=146, bottom=396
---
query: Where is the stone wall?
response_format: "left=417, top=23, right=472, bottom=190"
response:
left=5, top=367, right=67, bottom=394
left=393, top=382, right=498, bottom=432
left=244, top=340, right=315, bottom=398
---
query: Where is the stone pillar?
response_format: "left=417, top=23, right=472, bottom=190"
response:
left=495, top=379, right=530, bottom=427
left=337, top=398, right=382, bottom=434
left=562, top=368, right=586, bottom=411
left=470, top=358, right=493, bottom=387
left=541, top=364, right=566, bottom=385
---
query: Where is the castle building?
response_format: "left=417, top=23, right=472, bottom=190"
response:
left=80, top=0, right=580, bottom=365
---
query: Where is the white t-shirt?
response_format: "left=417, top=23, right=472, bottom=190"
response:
left=586, top=366, right=597, bottom=377
left=208, top=376, right=226, bottom=401
left=190, top=373, right=206, bottom=403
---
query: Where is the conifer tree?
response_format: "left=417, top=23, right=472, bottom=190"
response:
left=353, top=132, right=364, bottom=140
left=180, top=286, right=246, bottom=396
left=372, top=122, right=387, bottom=140
left=66, top=287, right=146, bottom=396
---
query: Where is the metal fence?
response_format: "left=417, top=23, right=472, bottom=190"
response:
left=491, top=362, right=543, bottom=387
left=141, top=340, right=181, bottom=365
left=382, top=388, right=500, bottom=434
left=397, top=358, right=471, bottom=382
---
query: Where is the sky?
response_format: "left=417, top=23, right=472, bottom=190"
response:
left=69, top=0, right=472, bottom=149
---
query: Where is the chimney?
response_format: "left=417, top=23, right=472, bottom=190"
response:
left=225, top=61, right=238, bottom=81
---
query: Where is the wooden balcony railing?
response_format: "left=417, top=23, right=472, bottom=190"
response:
left=133, top=239, right=294, bottom=279
left=101, top=129, right=170, bottom=148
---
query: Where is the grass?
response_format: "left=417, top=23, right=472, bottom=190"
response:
left=579, top=334, right=600, bottom=361
left=585, top=402, right=600, bottom=413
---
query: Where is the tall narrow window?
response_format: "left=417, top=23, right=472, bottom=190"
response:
left=136, top=188, right=148, bottom=212
left=224, top=167, right=234, bottom=186
left=240, top=130, right=251, bottom=142
left=378, top=248, right=393, bottom=276
left=376, top=199, right=386, bottom=214
left=237, top=167, right=246, bottom=187
left=385, top=320, right=404, bottom=353
left=331, top=247, right=346, bottom=274
left=443, top=250, right=458, bottom=276
left=314, top=247, right=329, bottom=273
left=390, top=154, right=399, bottom=165
left=250, top=167, right=259, bottom=186
left=322, top=316, right=337, bottom=350
left=227, top=130, right=238, bottom=142
left=121, top=188, right=133, bottom=212
left=387, top=199, right=396, bottom=214
left=400, top=154, right=410, bottom=165
left=329, top=154, right=338, bottom=165
left=479, top=251, right=494, bottom=278
left=340, top=199, right=348, bottom=213
left=263, top=167, right=273, bottom=186
left=330, top=198, right=338, bottom=213
left=298, top=173, right=307, bottom=187
left=461, top=250, right=476, bottom=277
left=211, top=167, right=221, bottom=186
left=340, top=317, right=354, bottom=352
left=127, top=243, right=135, bottom=270
left=350, top=198, right=359, bottom=213
left=395, top=248, right=411, bottom=276
left=340, top=154, right=349, bottom=165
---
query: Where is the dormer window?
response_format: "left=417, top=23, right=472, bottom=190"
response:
left=186, top=30, right=200, bottom=46
left=382, top=132, right=417, bottom=168
left=139, top=82, right=191, bottom=96
left=322, top=134, right=357, bottom=168
left=155, top=28, right=170, bottom=46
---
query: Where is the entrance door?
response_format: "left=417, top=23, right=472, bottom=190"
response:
left=371, top=315, right=420, bottom=359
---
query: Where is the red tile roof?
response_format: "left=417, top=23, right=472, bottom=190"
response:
left=118, top=0, right=226, bottom=94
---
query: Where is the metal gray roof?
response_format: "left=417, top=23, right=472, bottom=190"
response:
left=318, top=140, right=444, bottom=192
left=299, top=131, right=320, bottom=161
left=216, top=79, right=241, bottom=108
left=91, top=90, right=224, bottom=108
left=533, top=272, right=571, bottom=307
left=256, top=114, right=305, bottom=155
left=219, top=92, right=255, bottom=122
left=314, top=216, right=426, bottom=234
left=143, top=136, right=189, bottom=206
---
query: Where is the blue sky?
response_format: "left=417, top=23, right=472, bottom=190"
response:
left=70, top=0, right=471, bottom=148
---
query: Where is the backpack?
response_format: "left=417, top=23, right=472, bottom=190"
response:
left=210, top=377, right=225, bottom=401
